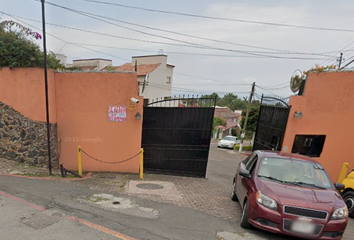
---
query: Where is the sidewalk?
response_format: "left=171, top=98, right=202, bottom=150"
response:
left=0, top=158, right=61, bottom=176
left=0, top=156, right=239, bottom=220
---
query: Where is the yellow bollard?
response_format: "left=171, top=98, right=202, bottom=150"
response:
left=338, top=162, right=349, bottom=183
left=78, top=146, right=82, bottom=177
left=140, top=148, right=144, bottom=180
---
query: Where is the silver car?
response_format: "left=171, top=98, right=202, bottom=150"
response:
left=218, top=136, right=240, bottom=149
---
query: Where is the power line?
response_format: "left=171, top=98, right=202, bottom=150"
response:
left=2, top=10, right=331, bottom=61
left=257, top=84, right=290, bottom=90
left=255, top=85, right=288, bottom=96
left=39, top=1, right=334, bottom=57
left=2, top=12, right=322, bottom=59
left=0, top=12, right=261, bottom=87
left=79, top=0, right=354, bottom=33
left=43, top=2, right=332, bottom=60
left=320, top=37, right=354, bottom=67
left=174, top=72, right=253, bottom=85
left=148, top=84, right=251, bottom=95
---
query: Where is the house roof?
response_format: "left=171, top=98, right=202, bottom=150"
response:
left=73, top=58, right=112, bottom=62
left=107, top=63, right=161, bottom=76
left=132, top=54, right=167, bottom=58
left=215, top=108, right=241, bottom=119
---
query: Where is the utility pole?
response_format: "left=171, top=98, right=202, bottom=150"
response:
left=41, top=0, right=52, bottom=175
left=338, top=53, right=343, bottom=69
left=239, top=82, right=255, bottom=152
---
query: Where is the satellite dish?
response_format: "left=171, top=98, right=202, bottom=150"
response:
left=290, top=70, right=303, bottom=93
left=142, top=73, right=148, bottom=94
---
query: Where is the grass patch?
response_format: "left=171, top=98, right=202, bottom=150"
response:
left=234, top=144, right=253, bottom=151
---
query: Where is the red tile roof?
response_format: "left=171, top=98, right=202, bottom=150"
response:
left=105, top=63, right=161, bottom=76
left=215, top=108, right=241, bottom=119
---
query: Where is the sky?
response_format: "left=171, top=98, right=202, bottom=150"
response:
left=1, top=0, right=354, bottom=100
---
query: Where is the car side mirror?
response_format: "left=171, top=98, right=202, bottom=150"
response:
left=240, top=169, right=251, bottom=178
left=334, top=183, right=345, bottom=191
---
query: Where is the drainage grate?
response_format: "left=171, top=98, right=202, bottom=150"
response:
left=136, top=183, right=164, bottom=190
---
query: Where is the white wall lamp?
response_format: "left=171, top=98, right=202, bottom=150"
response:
left=135, top=112, right=142, bottom=120
left=294, top=111, right=303, bottom=119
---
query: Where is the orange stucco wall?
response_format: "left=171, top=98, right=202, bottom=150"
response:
left=55, top=72, right=142, bottom=173
left=0, top=68, right=57, bottom=123
left=282, top=71, right=354, bottom=181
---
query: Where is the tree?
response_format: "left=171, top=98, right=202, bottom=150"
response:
left=214, top=93, right=248, bottom=111
left=0, top=20, right=63, bottom=69
left=239, top=104, right=260, bottom=137
left=212, top=116, right=226, bottom=135
left=198, top=92, right=220, bottom=107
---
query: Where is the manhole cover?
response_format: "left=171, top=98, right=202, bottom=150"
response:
left=136, top=183, right=164, bottom=190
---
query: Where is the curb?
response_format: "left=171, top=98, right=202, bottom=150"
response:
left=0, top=172, right=92, bottom=180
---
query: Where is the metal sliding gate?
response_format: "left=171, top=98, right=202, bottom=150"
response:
left=253, top=95, right=290, bottom=152
left=142, top=97, right=216, bottom=177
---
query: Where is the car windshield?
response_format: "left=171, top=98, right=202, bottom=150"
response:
left=257, top=157, right=333, bottom=189
left=223, top=136, right=236, bottom=141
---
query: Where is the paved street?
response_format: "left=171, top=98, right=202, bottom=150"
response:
left=0, top=142, right=353, bottom=240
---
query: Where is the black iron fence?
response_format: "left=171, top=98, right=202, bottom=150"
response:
left=253, top=95, right=290, bottom=152
left=142, top=96, right=216, bottom=177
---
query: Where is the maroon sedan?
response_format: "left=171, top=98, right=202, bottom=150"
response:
left=232, top=151, right=348, bottom=239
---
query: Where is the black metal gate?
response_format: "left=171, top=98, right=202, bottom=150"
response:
left=253, top=95, right=290, bottom=151
left=142, top=97, right=216, bottom=177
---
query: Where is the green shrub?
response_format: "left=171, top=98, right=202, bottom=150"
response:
left=234, top=144, right=253, bottom=151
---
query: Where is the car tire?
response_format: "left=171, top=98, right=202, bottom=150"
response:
left=231, top=181, right=238, bottom=201
left=343, top=191, right=354, bottom=218
left=240, top=201, right=251, bottom=228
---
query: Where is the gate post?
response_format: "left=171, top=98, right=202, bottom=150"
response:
left=140, top=148, right=144, bottom=180
left=78, top=146, right=82, bottom=176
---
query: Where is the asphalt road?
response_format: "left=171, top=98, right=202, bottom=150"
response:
left=0, top=174, right=238, bottom=240
left=207, top=142, right=354, bottom=240
left=0, top=143, right=353, bottom=240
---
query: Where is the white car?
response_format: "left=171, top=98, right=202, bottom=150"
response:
left=218, top=136, right=240, bottom=149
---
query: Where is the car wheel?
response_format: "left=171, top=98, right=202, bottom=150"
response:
left=231, top=181, right=238, bottom=201
left=240, top=200, right=251, bottom=228
left=343, top=191, right=354, bottom=218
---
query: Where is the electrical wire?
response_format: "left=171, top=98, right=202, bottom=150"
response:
left=78, top=0, right=354, bottom=33
left=320, top=36, right=354, bottom=67
left=40, top=1, right=333, bottom=57
left=255, top=85, right=289, bottom=96
left=0, top=12, right=273, bottom=87
left=2, top=10, right=332, bottom=61
left=43, top=2, right=331, bottom=59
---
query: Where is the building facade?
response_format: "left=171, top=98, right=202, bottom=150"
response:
left=282, top=71, right=354, bottom=181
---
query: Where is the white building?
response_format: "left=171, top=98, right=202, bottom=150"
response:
left=113, top=54, right=174, bottom=102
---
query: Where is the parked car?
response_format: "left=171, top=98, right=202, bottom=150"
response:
left=218, top=136, right=240, bottom=149
left=340, top=167, right=354, bottom=218
left=231, top=151, right=348, bottom=239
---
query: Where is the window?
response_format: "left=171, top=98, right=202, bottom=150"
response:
left=243, top=153, right=255, bottom=166
left=166, top=76, right=171, bottom=83
left=291, top=135, right=326, bottom=157
left=246, top=155, right=258, bottom=174
left=233, top=118, right=237, bottom=123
